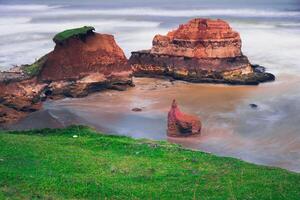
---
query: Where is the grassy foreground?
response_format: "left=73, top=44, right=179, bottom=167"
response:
left=0, top=126, right=299, bottom=200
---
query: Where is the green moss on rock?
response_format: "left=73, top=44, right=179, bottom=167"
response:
left=22, top=54, right=48, bottom=77
left=53, top=26, right=95, bottom=44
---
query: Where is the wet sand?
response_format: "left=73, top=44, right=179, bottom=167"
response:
left=10, top=76, right=300, bottom=172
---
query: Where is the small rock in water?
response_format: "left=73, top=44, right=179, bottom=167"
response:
left=167, top=99, right=202, bottom=137
left=249, top=104, right=258, bottom=109
left=252, top=64, right=266, bottom=73
left=132, top=108, right=142, bottom=112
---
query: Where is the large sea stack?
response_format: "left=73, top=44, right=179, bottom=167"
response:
left=129, top=18, right=275, bottom=85
left=0, top=26, right=133, bottom=124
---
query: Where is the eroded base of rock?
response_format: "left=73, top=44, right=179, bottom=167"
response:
left=130, top=51, right=275, bottom=85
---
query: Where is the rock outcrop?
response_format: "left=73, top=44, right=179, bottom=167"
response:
left=0, top=27, right=133, bottom=125
left=129, top=18, right=275, bottom=85
left=39, top=33, right=130, bottom=82
left=167, top=100, right=201, bottom=137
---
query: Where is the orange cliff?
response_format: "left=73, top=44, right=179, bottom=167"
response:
left=40, top=33, right=130, bottom=82
left=0, top=27, right=133, bottom=125
left=151, top=18, right=242, bottom=58
left=129, top=18, right=275, bottom=85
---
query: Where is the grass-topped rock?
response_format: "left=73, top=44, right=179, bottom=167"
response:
left=0, top=126, right=299, bottom=199
left=53, top=26, right=95, bottom=44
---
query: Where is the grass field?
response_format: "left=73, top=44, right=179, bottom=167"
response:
left=0, top=126, right=299, bottom=199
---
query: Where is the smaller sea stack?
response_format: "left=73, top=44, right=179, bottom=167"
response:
left=130, top=18, right=275, bottom=85
left=167, top=100, right=201, bottom=137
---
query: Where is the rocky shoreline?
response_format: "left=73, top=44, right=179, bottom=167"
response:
left=0, top=27, right=133, bottom=125
left=0, top=19, right=275, bottom=125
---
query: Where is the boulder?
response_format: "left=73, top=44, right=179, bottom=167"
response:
left=249, top=104, right=258, bottom=109
left=132, top=108, right=142, bottom=112
left=129, top=18, right=275, bottom=85
left=167, top=100, right=201, bottom=137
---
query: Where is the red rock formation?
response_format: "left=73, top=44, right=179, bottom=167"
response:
left=39, top=33, right=130, bottom=81
left=129, top=18, right=275, bottom=85
left=167, top=100, right=201, bottom=137
left=0, top=28, right=133, bottom=125
left=151, top=18, right=242, bottom=58
left=0, top=77, right=46, bottom=124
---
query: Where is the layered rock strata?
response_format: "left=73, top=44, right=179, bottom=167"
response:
left=167, top=100, right=201, bottom=137
left=130, top=18, right=275, bottom=85
left=0, top=27, right=133, bottom=125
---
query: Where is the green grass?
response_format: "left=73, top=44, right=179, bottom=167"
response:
left=53, top=26, right=95, bottom=44
left=0, top=126, right=299, bottom=199
left=22, top=54, right=48, bottom=77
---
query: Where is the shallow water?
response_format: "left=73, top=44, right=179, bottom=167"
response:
left=10, top=77, right=300, bottom=172
left=1, top=0, right=300, bottom=172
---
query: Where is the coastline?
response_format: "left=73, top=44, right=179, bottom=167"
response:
left=0, top=1, right=300, bottom=199
left=5, top=77, right=300, bottom=172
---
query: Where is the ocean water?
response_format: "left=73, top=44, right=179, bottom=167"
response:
left=1, top=0, right=300, bottom=172
left=1, top=0, right=300, bottom=70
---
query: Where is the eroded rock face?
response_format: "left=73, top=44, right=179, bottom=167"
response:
left=130, top=18, right=275, bottom=85
left=167, top=100, right=201, bottom=137
left=39, top=33, right=130, bottom=81
left=0, top=29, right=133, bottom=125
left=151, top=18, right=242, bottom=58
left=0, top=77, right=46, bottom=124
